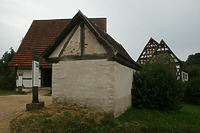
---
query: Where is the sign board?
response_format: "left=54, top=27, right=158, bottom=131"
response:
left=32, top=60, right=39, bottom=87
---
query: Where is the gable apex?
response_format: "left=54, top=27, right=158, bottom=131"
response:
left=137, top=38, right=182, bottom=64
left=41, top=11, right=140, bottom=70
left=41, top=11, right=111, bottom=58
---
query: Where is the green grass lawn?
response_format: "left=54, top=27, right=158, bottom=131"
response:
left=11, top=104, right=200, bottom=133
left=0, top=89, right=28, bottom=96
left=0, top=89, right=16, bottom=96
left=118, top=104, right=200, bottom=132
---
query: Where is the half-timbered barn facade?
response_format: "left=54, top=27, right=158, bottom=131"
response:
left=137, top=38, right=188, bottom=82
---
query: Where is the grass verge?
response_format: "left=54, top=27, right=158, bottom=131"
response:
left=118, top=104, right=200, bottom=132
left=10, top=104, right=200, bottom=133
left=0, top=89, right=16, bottom=96
left=0, top=89, right=29, bottom=96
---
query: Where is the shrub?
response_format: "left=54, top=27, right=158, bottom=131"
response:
left=184, top=78, right=200, bottom=105
left=132, top=63, right=183, bottom=111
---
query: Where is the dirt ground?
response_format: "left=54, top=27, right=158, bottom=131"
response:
left=0, top=90, right=52, bottom=133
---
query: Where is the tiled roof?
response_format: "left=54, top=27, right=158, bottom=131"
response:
left=89, top=16, right=140, bottom=70
left=9, top=18, right=106, bottom=66
left=91, top=22, right=134, bottom=62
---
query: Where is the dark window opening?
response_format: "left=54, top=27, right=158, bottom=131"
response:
left=41, top=68, right=52, bottom=87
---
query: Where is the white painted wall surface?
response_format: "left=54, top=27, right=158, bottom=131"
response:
left=49, top=35, right=69, bottom=58
left=61, top=25, right=81, bottom=56
left=52, top=60, right=134, bottom=117
left=52, top=60, right=115, bottom=113
left=114, top=62, right=133, bottom=117
left=49, top=27, right=73, bottom=58
left=84, top=25, right=107, bottom=55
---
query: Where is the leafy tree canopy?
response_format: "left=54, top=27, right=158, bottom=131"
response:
left=0, top=47, right=16, bottom=90
left=132, top=54, right=183, bottom=111
left=183, top=52, right=200, bottom=105
left=185, top=52, right=200, bottom=66
left=184, top=52, right=200, bottom=80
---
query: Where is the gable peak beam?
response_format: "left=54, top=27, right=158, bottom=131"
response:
left=80, top=22, right=85, bottom=56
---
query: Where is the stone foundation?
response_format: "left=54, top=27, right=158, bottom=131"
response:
left=26, top=102, right=44, bottom=110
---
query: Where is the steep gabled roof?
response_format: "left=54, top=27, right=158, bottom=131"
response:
left=9, top=16, right=106, bottom=67
left=41, top=11, right=140, bottom=70
left=137, top=37, right=181, bottom=64
left=137, top=37, right=159, bottom=62
left=159, top=39, right=181, bottom=63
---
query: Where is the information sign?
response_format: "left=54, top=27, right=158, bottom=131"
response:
left=32, top=60, right=39, bottom=87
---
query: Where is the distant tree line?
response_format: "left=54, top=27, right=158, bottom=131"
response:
left=0, top=48, right=16, bottom=90
left=183, top=53, right=200, bottom=105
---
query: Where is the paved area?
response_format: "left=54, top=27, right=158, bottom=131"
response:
left=0, top=92, right=52, bottom=133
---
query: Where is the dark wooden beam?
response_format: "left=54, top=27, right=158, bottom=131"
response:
left=80, top=22, right=85, bottom=56
left=46, top=54, right=107, bottom=62
left=113, top=53, right=141, bottom=70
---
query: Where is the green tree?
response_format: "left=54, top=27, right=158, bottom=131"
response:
left=0, top=48, right=16, bottom=90
left=184, top=52, right=200, bottom=80
left=132, top=55, right=183, bottom=111
left=183, top=52, right=200, bottom=105
left=184, top=78, right=200, bottom=105
left=185, top=53, right=200, bottom=66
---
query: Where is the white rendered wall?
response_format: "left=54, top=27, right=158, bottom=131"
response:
left=61, top=25, right=81, bottom=56
left=52, top=60, right=134, bottom=117
left=52, top=60, right=115, bottom=113
left=114, top=62, right=133, bottom=117
left=49, top=27, right=74, bottom=58
left=84, top=25, right=107, bottom=55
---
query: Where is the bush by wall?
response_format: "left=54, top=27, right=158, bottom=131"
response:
left=132, top=64, right=183, bottom=111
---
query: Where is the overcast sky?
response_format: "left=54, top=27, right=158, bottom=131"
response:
left=0, top=0, right=199, bottom=61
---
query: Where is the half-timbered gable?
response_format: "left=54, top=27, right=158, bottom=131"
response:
left=137, top=38, right=188, bottom=82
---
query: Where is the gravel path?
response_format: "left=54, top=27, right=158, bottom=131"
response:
left=0, top=92, right=52, bottom=133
